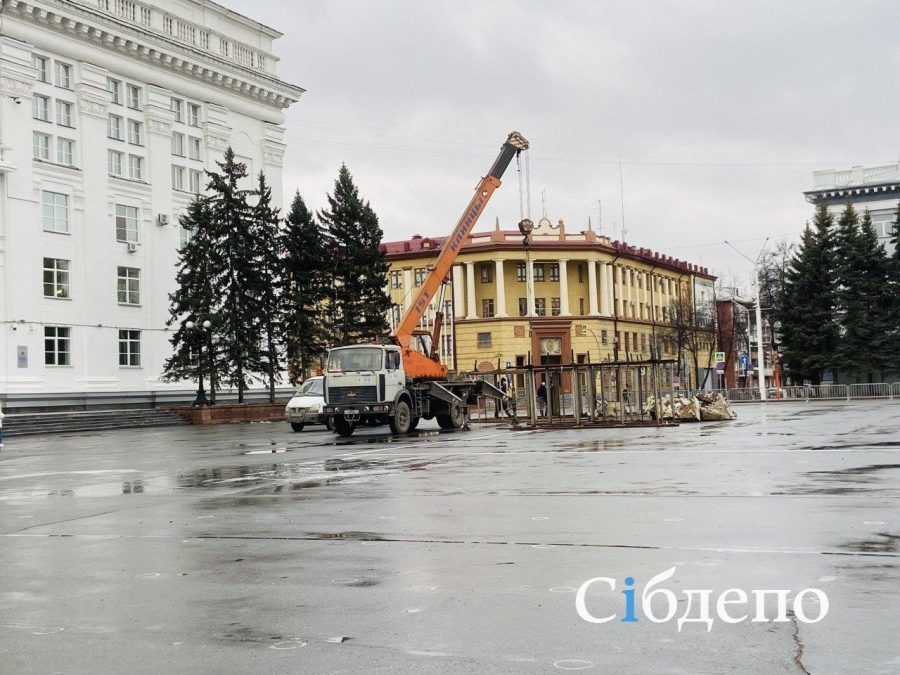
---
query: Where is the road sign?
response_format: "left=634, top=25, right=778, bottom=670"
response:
left=715, top=351, right=726, bottom=363
left=716, top=363, right=725, bottom=374
left=740, top=354, right=749, bottom=366
left=746, top=363, right=754, bottom=373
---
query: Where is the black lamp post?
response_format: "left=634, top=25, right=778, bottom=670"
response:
left=185, top=319, right=212, bottom=406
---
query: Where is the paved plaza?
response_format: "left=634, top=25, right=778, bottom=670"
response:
left=1, top=402, right=898, bottom=673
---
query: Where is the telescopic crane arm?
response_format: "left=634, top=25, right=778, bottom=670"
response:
left=392, top=131, right=529, bottom=350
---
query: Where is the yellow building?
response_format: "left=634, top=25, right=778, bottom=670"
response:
left=382, top=218, right=717, bottom=389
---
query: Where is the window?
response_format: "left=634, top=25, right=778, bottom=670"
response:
left=108, top=114, right=123, bottom=139
left=624, top=333, right=630, bottom=351
left=414, top=268, right=427, bottom=286
left=171, top=132, right=184, bottom=156
left=516, top=262, right=526, bottom=282
left=171, top=165, right=184, bottom=190
left=33, top=94, right=49, bottom=121
left=480, top=264, right=493, bottom=283
left=578, top=265, right=584, bottom=284
left=601, top=329, right=608, bottom=345
left=390, top=304, right=401, bottom=326
left=33, top=132, right=50, bottom=160
left=188, top=136, right=201, bottom=160
left=43, top=257, right=70, bottom=298
left=518, top=298, right=527, bottom=316
left=56, top=62, right=72, bottom=89
left=187, top=103, right=200, bottom=127
left=56, top=138, right=74, bottom=165
left=189, top=169, right=201, bottom=194
left=128, top=155, right=143, bottom=180
left=534, top=264, right=545, bottom=282
left=56, top=100, right=73, bottom=127
left=45, top=326, right=71, bottom=365
left=640, top=334, right=647, bottom=353
left=549, top=263, right=559, bottom=282
left=107, top=78, right=121, bottom=104
left=116, top=204, right=139, bottom=242
left=170, top=97, right=183, bottom=122
left=117, top=266, right=140, bottom=304
left=33, top=55, right=49, bottom=82
left=126, top=83, right=141, bottom=109
left=128, top=119, right=142, bottom=145
left=551, top=297, right=561, bottom=316
left=482, top=298, right=495, bottom=318
left=108, top=150, right=123, bottom=176
left=42, top=191, right=69, bottom=233
left=390, top=270, right=402, bottom=289
left=477, top=332, right=492, bottom=348
left=179, top=222, right=193, bottom=247
left=579, top=297, right=584, bottom=315
left=535, top=297, right=546, bottom=316
left=118, top=329, right=141, bottom=366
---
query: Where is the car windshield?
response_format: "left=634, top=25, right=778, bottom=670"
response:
left=296, top=378, right=323, bottom=396
left=327, top=347, right=383, bottom=373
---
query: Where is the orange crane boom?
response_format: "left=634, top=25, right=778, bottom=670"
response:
left=393, top=131, right=529, bottom=353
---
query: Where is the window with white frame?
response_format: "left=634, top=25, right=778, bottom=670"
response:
left=171, top=132, right=184, bottom=156
left=170, top=97, right=183, bottom=122
left=477, top=332, right=492, bottom=348
left=390, top=270, right=402, bottom=289
left=107, top=78, right=121, bottom=104
left=189, top=169, right=202, bottom=193
left=56, top=62, right=72, bottom=89
left=549, top=263, right=559, bottom=282
left=56, top=100, right=73, bottom=127
left=127, top=119, right=142, bottom=145
left=533, top=264, right=545, bottom=282
left=115, top=204, right=139, bottom=242
left=56, top=138, right=74, bottom=165
left=414, top=268, right=427, bottom=286
left=187, top=103, right=200, bottom=127
left=535, top=297, right=546, bottom=316
left=128, top=155, right=143, bottom=180
left=117, top=266, right=140, bottom=304
left=118, top=329, right=141, bottom=366
left=32, top=94, right=49, bottom=121
left=171, top=165, right=184, bottom=190
left=179, top=223, right=193, bottom=247
left=33, top=55, right=49, bottom=82
left=188, top=136, right=201, bottom=160
left=33, top=132, right=50, bottom=160
left=43, top=257, right=70, bottom=299
left=126, top=83, right=141, bottom=109
left=108, top=114, right=123, bottom=139
left=45, top=326, right=71, bottom=365
left=108, top=150, right=123, bottom=176
left=516, top=262, right=526, bottom=282
left=42, top=191, right=69, bottom=233
left=551, top=297, right=561, bottom=316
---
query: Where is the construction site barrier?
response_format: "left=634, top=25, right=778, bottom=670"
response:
left=893, top=383, right=900, bottom=398
left=847, top=383, right=892, bottom=399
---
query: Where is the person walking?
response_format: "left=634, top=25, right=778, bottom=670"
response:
left=499, top=377, right=511, bottom=418
left=536, top=379, right=547, bottom=417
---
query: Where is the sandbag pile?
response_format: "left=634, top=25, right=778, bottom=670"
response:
left=645, top=392, right=736, bottom=422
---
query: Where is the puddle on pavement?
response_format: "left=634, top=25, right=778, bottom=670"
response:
left=561, top=439, right=627, bottom=452
left=838, top=532, right=899, bottom=554
left=304, top=531, right=386, bottom=541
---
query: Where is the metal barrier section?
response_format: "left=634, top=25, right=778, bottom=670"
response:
left=848, top=383, right=892, bottom=399
left=893, top=383, right=900, bottom=398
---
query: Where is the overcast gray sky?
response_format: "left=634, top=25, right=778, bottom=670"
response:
left=224, top=0, right=899, bottom=288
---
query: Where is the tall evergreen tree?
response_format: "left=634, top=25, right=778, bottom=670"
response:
left=777, top=202, right=839, bottom=384
left=317, top=165, right=390, bottom=343
left=252, top=171, right=284, bottom=402
left=206, top=147, right=265, bottom=403
left=162, top=197, right=219, bottom=401
left=889, top=202, right=900, bottom=359
left=833, top=202, right=861, bottom=373
left=281, top=190, right=331, bottom=383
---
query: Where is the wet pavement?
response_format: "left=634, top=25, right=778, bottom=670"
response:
left=1, top=402, right=898, bottom=673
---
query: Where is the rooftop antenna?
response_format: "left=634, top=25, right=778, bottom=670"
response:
left=618, top=154, right=627, bottom=240
left=597, top=199, right=602, bottom=235
left=540, top=189, right=548, bottom=219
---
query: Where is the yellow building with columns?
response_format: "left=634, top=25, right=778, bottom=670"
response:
left=382, top=218, right=717, bottom=389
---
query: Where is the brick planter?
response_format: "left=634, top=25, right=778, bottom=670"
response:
left=171, top=402, right=287, bottom=425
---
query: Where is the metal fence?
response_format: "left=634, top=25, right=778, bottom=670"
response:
left=723, top=383, right=899, bottom=403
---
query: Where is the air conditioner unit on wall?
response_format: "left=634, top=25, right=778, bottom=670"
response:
left=127, top=242, right=139, bottom=253
left=157, top=214, right=169, bottom=226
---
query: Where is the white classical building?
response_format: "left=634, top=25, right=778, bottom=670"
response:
left=0, top=0, right=302, bottom=399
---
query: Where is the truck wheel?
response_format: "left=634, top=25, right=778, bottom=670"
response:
left=290, top=423, right=305, bottom=432
left=325, top=417, right=335, bottom=432
left=436, top=404, right=465, bottom=430
left=389, top=400, right=413, bottom=434
left=334, top=417, right=356, bottom=438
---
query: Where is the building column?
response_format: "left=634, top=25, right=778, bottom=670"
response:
left=494, top=258, right=507, bottom=317
left=465, top=261, right=477, bottom=319
left=526, top=257, right=536, bottom=316
left=402, top=269, right=413, bottom=312
left=587, top=259, right=599, bottom=316
left=452, top=265, right=465, bottom=318
left=642, top=272, right=649, bottom=319
left=558, top=259, right=570, bottom=315
left=599, top=261, right=610, bottom=316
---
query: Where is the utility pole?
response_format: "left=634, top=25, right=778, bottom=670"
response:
left=725, top=239, right=769, bottom=402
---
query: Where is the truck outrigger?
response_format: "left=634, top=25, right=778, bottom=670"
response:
left=322, top=132, right=530, bottom=437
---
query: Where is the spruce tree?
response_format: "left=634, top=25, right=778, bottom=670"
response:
left=777, top=202, right=839, bottom=384
left=889, top=203, right=900, bottom=361
left=252, top=172, right=284, bottom=402
left=833, top=202, right=861, bottom=373
left=281, top=190, right=331, bottom=382
left=162, top=197, right=219, bottom=401
left=206, top=148, right=265, bottom=403
left=317, top=165, right=390, bottom=343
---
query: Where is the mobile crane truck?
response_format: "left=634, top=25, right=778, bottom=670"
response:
left=322, top=132, right=530, bottom=437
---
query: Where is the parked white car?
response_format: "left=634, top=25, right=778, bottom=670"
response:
left=284, top=377, right=333, bottom=432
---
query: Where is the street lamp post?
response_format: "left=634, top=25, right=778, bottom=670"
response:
left=724, top=239, right=769, bottom=402
left=185, top=319, right=212, bottom=406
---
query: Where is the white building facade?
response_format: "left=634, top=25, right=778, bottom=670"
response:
left=0, top=0, right=302, bottom=398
